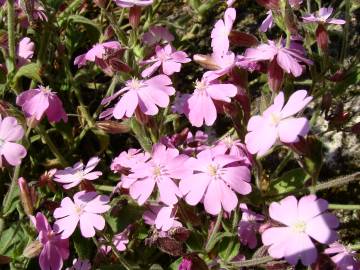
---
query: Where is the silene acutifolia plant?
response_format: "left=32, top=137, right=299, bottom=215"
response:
left=0, top=0, right=359, bottom=269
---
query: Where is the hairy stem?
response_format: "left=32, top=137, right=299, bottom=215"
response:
left=205, top=209, right=223, bottom=252
left=228, top=256, right=280, bottom=267
left=328, top=204, right=360, bottom=210
left=6, top=0, right=16, bottom=73
left=101, top=233, right=133, bottom=270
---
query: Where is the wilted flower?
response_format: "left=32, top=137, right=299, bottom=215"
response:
left=186, top=78, right=237, bottom=127
left=16, top=85, right=68, bottom=124
left=30, top=212, right=69, bottom=270
left=143, top=204, right=182, bottom=232
left=141, top=44, right=190, bottom=77
left=123, top=143, right=190, bottom=205
left=17, top=37, right=34, bottom=67
left=0, top=116, right=27, bottom=167
left=262, top=195, right=339, bottom=266
left=54, top=157, right=102, bottom=189
left=245, top=90, right=312, bottom=156
left=180, top=148, right=251, bottom=215
left=142, top=26, right=174, bottom=46
left=54, top=191, right=110, bottom=238
left=100, top=75, right=175, bottom=120
left=238, top=204, right=264, bottom=249
left=324, top=242, right=360, bottom=270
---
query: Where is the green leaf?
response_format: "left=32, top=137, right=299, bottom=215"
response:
left=13, top=63, right=42, bottom=83
left=73, top=229, right=94, bottom=259
left=106, top=201, right=143, bottom=233
left=218, top=237, right=241, bottom=262
left=169, top=258, right=182, bottom=270
left=268, top=168, right=310, bottom=195
left=0, top=224, right=28, bottom=258
left=68, top=15, right=102, bottom=33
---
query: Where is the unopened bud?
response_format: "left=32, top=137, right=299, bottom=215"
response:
left=95, top=120, right=130, bottom=134
left=23, top=240, right=43, bottom=258
left=38, top=169, right=57, bottom=192
left=316, top=24, right=328, bottom=53
left=229, top=31, right=259, bottom=47
left=129, top=6, right=142, bottom=28
left=193, top=54, right=219, bottom=70
left=18, top=177, right=34, bottom=215
left=268, top=59, right=284, bottom=92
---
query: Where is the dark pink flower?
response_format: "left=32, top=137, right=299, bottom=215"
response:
left=324, top=242, right=360, bottom=270
left=0, top=116, right=27, bottom=167
left=100, top=75, right=175, bottom=120
left=180, top=149, right=251, bottom=215
left=54, top=191, right=110, bottom=238
left=141, top=44, right=190, bottom=77
left=262, top=195, right=339, bottom=266
left=16, top=86, right=68, bottom=123
left=30, top=212, right=69, bottom=270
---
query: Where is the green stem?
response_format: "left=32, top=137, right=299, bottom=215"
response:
left=101, top=233, right=133, bottom=270
left=271, top=151, right=292, bottom=178
left=255, top=158, right=264, bottom=193
left=228, top=256, right=280, bottom=267
left=6, top=0, right=16, bottom=73
left=328, top=204, right=360, bottom=210
left=73, top=86, right=95, bottom=128
left=205, top=209, right=223, bottom=253
left=58, top=0, right=83, bottom=23
left=2, top=165, right=21, bottom=216
left=350, top=244, right=360, bottom=251
left=102, top=9, right=128, bottom=46
left=340, top=0, right=350, bottom=63
left=36, top=125, right=68, bottom=167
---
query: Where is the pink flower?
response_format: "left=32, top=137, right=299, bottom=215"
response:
left=302, top=7, right=346, bottom=25
left=16, top=85, right=68, bottom=123
left=245, top=90, right=312, bottom=156
left=171, top=93, right=191, bottom=115
left=259, top=11, right=273, bottom=32
left=123, top=143, right=189, bottom=205
left=141, top=44, right=190, bottom=77
left=211, top=8, right=236, bottom=55
left=74, top=41, right=129, bottom=75
left=54, top=157, right=102, bottom=189
left=66, top=259, right=91, bottom=270
left=0, top=116, right=27, bottom=167
left=226, top=0, right=236, bottom=7
left=53, top=191, right=110, bottom=238
left=111, top=148, right=150, bottom=173
left=238, top=204, right=264, bottom=249
left=186, top=78, right=237, bottom=127
left=17, top=37, right=35, bottom=67
left=100, top=229, right=129, bottom=254
left=100, top=75, right=175, bottom=120
left=245, top=40, right=313, bottom=77
left=113, top=0, right=153, bottom=8
left=30, top=212, right=69, bottom=270
left=183, top=130, right=209, bottom=155
left=262, top=195, right=339, bottom=266
left=179, top=149, right=251, bottom=215
left=203, top=51, right=237, bottom=81
left=324, top=242, right=360, bottom=270
left=143, top=204, right=182, bottom=231
left=142, top=26, right=174, bottom=46
left=213, top=137, right=252, bottom=166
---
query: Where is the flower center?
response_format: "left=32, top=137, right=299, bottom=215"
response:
left=269, top=112, right=281, bottom=125
left=0, top=138, right=4, bottom=147
left=207, top=164, right=219, bottom=177
left=195, top=80, right=207, bottom=92
left=74, top=204, right=85, bottom=215
left=223, top=136, right=234, bottom=148
left=128, top=78, right=143, bottom=90
left=153, top=166, right=162, bottom=177
left=39, top=86, right=52, bottom=94
left=74, top=170, right=85, bottom=180
left=291, top=220, right=307, bottom=233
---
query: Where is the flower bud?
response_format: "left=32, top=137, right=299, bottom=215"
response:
left=23, top=240, right=43, bottom=258
left=129, top=6, right=142, bottom=29
left=18, top=177, right=34, bottom=215
left=193, top=54, right=219, bottom=70
left=95, top=120, right=130, bottom=134
left=315, top=24, right=328, bottom=52
left=38, top=169, right=57, bottom=192
left=268, top=59, right=284, bottom=92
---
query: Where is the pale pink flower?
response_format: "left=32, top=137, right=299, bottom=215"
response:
left=211, top=8, right=236, bottom=55
left=111, top=148, right=150, bottom=173
left=66, top=259, right=91, bottom=270
left=213, top=137, right=252, bottom=166
left=186, top=78, right=237, bottom=127
left=124, top=143, right=189, bottom=205
left=100, top=75, right=175, bottom=120
left=17, top=37, right=35, bottom=67
left=203, top=51, right=237, bottom=81
left=302, top=7, right=346, bottom=25
left=324, top=242, right=360, bottom=270
left=142, top=26, right=174, bottom=46
left=113, top=0, right=153, bottom=8
left=245, top=90, right=312, bottom=156
left=30, top=212, right=69, bottom=270
left=226, top=0, right=236, bottom=7
left=259, top=11, right=273, bottom=32
left=245, top=40, right=313, bottom=77
left=179, top=149, right=251, bottom=215
left=100, top=229, right=129, bottom=254
left=54, top=191, right=110, bottom=238
left=238, top=204, right=264, bottom=249
left=16, top=85, right=68, bottom=123
left=0, top=116, right=27, bottom=167
left=143, top=204, right=182, bottom=231
left=54, top=157, right=102, bottom=189
left=141, top=44, right=190, bottom=77
left=262, top=195, right=339, bottom=266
